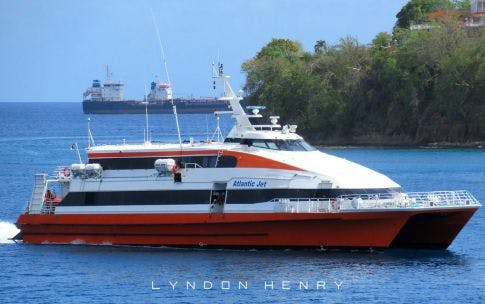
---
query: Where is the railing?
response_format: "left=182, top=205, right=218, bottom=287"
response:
left=51, top=166, right=71, bottom=180
left=339, top=190, right=480, bottom=209
left=271, top=190, right=480, bottom=213
left=183, top=162, right=202, bottom=169
left=273, top=198, right=336, bottom=213
left=41, top=200, right=57, bottom=214
left=26, top=171, right=64, bottom=215
left=27, top=173, right=48, bottom=214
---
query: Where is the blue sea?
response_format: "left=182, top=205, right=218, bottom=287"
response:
left=0, top=102, right=483, bottom=303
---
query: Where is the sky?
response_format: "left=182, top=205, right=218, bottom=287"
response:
left=0, top=0, right=408, bottom=102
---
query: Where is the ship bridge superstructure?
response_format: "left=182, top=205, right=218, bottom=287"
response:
left=83, top=66, right=124, bottom=102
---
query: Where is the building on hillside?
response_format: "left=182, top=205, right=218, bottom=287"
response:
left=467, top=0, right=485, bottom=26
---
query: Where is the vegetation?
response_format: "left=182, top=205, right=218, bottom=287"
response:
left=242, top=0, right=484, bottom=145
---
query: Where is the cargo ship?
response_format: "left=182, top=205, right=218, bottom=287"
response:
left=15, top=67, right=480, bottom=249
left=82, top=67, right=229, bottom=114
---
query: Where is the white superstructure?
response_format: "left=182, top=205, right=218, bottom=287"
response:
left=83, top=66, right=124, bottom=102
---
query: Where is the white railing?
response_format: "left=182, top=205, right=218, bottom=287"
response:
left=50, top=166, right=71, bottom=180
left=27, top=173, right=48, bottom=214
left=339, top=190, right=480, bottom=209
left=183, top=163, right=202, bottom=169
left=272, top=190, right=480, bottom=213
left=273, top=198, right=336, bottom=213
left=41, top=200, right=57, bottom=214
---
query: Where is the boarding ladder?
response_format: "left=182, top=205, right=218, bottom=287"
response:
left=28, top=173, right=47, bottom=214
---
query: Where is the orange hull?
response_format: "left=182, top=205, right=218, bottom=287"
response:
left=16, top=212, right=410, bottom=248
left=390, top=208, right=478, bottom=249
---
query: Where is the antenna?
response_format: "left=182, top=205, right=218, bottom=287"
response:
left=106, top=65, right=112, bottom=83
left=70, top=143, right=83, bottom=164
left=212, top=61, right=217, bottom=90
left=144, top=81, right=150, bottom=143
left=149, top=8, right=182, bottom=149
left=211, top=110, right=233, bottom=142
left=211, top=61, right=225, bottom=90
left=213, top=63, right=253, bottom=134
left=205, top=114, right=209, bottom=142
left=87, top=117, right=95, bottom=147
left=211, top=113, right=223, bottom=143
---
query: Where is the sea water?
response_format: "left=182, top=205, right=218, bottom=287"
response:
left=0, top=102, right=483, bottom=303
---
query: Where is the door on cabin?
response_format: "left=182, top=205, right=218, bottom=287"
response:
left=209, top=183, right=227, bottom=213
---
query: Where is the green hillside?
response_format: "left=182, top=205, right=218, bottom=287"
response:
left=242, top=0, right=485, bottom=146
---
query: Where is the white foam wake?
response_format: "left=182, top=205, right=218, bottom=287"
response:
left=0, top=221, right=20, bottom=244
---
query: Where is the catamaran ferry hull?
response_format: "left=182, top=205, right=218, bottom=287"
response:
left=16, top=211, right=411, bottom=248
left=390, top=207, right=478, bottom=249
left=18, top=67, right=481, bottom=250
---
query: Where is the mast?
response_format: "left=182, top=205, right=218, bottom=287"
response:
left=144, top=81, right=150, bottom=143
left=149, top=8, right=182, bottom=148
left=214, top=63, right=253, bottom=130
left=105, top=65, right=112, bottom=83
left=87, top=117, right=95, bottom=147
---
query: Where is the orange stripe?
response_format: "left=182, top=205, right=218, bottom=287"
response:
left=223, top=151, right=302, bottom=171
left=88, top=150, right=219, bottom=158
left=88, top=150, right=303, bottom=171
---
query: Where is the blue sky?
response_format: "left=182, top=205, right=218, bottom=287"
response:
left=0, top=0, right=407, bottom=101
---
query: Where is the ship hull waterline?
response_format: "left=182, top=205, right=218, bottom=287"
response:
left=16, top=208, right=478, bottom=249
left=82, top=100, right=229, bottom=114
left=17, top=211, right=411, bottom=248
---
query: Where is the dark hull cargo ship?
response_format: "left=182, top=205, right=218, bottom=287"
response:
left=82, top=67, right=229, bottom=114
left=82, top=98, right=229, bottom=114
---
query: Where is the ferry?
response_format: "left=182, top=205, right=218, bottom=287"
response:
left=15, top=67, right=480, bottom=249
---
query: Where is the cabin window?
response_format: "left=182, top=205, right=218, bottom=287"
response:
left=266, top=141, right=279, bottom=150
left=226, top=138, right=316, bottom=151
left=89, top=155, right=237, bottom=170
left=252, top=141, right=269, bottom=149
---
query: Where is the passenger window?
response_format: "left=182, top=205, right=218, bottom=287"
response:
left=266, top=141, right=279, bottom=150
left=286, top=140, right=306, bottom=151
left=252, top=141, right=268, bottom=149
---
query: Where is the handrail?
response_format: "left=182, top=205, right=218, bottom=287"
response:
left=183, top=162, right=202, bottom=169
left=51, top=166, right=71, bottom=180
left=271, top=190, right=480, bottom=213
left=338, top=190, right=480, bottom=209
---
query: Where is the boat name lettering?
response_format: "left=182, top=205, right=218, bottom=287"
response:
left=232, top=180, right=267, bottom=188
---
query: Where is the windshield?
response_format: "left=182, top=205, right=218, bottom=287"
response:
left=243, top=139, right=316, bottom=151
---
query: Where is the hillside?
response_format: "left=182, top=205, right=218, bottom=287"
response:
left=242, top=0, right=485, bottom=146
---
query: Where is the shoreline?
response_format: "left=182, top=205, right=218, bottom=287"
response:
left=314, top=141, right=485, bottom=149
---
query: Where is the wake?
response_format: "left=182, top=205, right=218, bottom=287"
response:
left=0, top=221, right=20, bottom=244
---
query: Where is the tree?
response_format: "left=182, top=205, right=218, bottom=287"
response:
left=241, top=7, right=484, bottom=145
left=255, top=38, right=303, bottom=60
left=314, top=40, right=328, bottom=54
left=395, top=0, right=453, bottom=29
